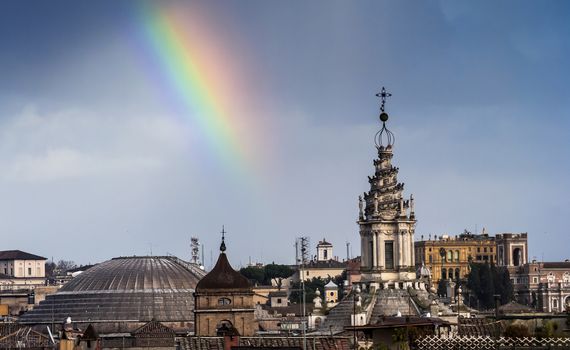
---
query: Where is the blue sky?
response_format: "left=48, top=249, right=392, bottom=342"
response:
left=0, top=1, right=568, bottom=267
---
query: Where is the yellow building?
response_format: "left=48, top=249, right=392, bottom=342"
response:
left=414, top=232, right=497, bottom=287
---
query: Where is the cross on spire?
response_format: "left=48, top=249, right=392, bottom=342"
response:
left=220, top=225, right=227, bottom=252
left=375, top=87, right=392, bottom=112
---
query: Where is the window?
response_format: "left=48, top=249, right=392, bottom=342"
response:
left=385, top=241, right=394, bottom=269
left=477, top=247, right=481, bottom=253
left=324, top=250, right=328, bottom=259
left=490, top=247, right=493, bottom=253
left=28, top=267, right=32, bottom=275
left=429, top=255, right=433, bottom=263
left=454, top=250, right=459, bottom=261
left=533, top=277, right=538, bottom=284
left=277, top=298, right=282, bottom=304
left=330, top=292, right=334, bottom=296
left=553, top=299, right=558, bottom=309
left=218, top=298, right=231, bottom=305
left=447, top=251, right=453, bottom=262
left=476, top=255, right=482, bottom=261
left=441, top=268, right=447, bottom=280
left=484, top=247, right=487, bottom=253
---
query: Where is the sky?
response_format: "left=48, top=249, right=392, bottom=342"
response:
left=0, top=1, right=569, bottom=268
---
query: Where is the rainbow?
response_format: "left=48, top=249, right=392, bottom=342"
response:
left=132, top=3, right=264, bottom=181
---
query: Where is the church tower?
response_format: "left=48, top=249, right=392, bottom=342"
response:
left=358, top=88, right=416, bottom=283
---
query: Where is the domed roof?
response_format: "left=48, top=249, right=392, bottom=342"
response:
left=60, top=256, right=198, bottom=292
left=195, top=253, right=251, bottom=292
left=20, top=256, right=204, bottom=328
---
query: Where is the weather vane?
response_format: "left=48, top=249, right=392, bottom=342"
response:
left=375, top=87, right=392, bottom=113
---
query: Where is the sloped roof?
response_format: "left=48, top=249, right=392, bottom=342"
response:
left=0, top=250, right=46, bottom=261
left=543, top=262, right=570, bottom=269
left=195, top=253, right=251, bottom=292
left=317, top=239, right=332, bottom=247
left=325, top=280, right=338, bottom=288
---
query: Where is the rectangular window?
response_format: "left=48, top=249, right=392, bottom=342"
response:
left=477, top=247, right=481, bottom=253
left=484, top=247, right=487, bottom=253
left=28, top=267, right=32, bottom=275
left=385, top=241, right=394, bottom=269
left=533, top=277, right=538, bottom=283
left=429, top=255, right=433, bottom=263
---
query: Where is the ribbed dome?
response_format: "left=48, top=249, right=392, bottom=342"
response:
left=19, top=256, right=205, bottom=331
left=60, top=256, right=198, bottom=292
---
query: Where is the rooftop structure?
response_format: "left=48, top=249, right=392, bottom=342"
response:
left=18, top=256, right=205, bottom=333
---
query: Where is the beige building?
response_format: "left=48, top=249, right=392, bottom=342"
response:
left=292, top=239, right=346, bottom=282
left=0, top=250, right=46, bottom=290
left=414, top=231, right=528, bottom=288
left=194, top=235, right=257, bottom=336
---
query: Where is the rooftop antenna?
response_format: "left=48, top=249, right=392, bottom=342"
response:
left=191, top=237, right=200, bottom=264
left=346, top=242, right=350, bottom=261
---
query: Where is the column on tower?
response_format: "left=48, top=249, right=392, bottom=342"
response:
left=378, top=231, right=385, bottom=270
left=371, top=230, right=378, bottom=269
left=360, top=233, right=368, bottom=270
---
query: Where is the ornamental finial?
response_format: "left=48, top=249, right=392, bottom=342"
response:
left=220, top=225, right=226, bottom=253
left=374, top=86, right=395, bottom=147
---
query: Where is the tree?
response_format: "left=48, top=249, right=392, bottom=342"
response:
left=478, top=263, right=495, bottom=309
left=56, top=260, right=77, bottom=273
left=45, top=261, right=57, bottom=278
left=466, top=262, right=513, bottom=310
left=289, top=277, right=326, bottom=304
left=437, top=279, right=447, bottom=297
left=264, top=263, right=294, bottom=288
left=239, top=266, right=265, bottom=285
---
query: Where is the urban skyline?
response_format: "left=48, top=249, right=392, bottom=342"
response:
left=0, top=1, right=569, bottom=266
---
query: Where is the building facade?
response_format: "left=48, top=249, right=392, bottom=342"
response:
left=0, top=250, right=46, bottom=290
left=414, top=231, right=528, bottom=288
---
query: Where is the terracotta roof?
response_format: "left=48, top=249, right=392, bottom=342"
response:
left=543, top=262, right=570, bottom=269
left=195, top=253, right=251, bottom=292
left=0, top=250, right=46, bottom=261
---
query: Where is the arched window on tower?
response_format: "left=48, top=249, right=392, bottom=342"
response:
left=513, top=248, right=522, bottom=266
left=454, top=250, right=460, bottom=261
left=447, top=251, right=453, bottom=262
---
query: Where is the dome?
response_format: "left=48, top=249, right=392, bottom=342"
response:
left=19, top=256, right=205, bottom=332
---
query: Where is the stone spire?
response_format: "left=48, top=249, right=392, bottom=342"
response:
left=358, top=87, right=417, bottom=283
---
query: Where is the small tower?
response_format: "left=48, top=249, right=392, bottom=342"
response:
left=324, top=280, right=339, bottom=307
left=194, top=227, right=257, bottom=336
left=316, top=239, right=333, bottom=262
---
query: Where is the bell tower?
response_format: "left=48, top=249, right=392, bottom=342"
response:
left=358, top=87, right=416, bottom=283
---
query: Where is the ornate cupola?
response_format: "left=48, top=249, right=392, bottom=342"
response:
left=358, top=87, right=417, bottom=283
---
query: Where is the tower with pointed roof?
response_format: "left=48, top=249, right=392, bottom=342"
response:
left=358, top=88, right=417, bottom=283
left=194, top=227, right=257, bottom=336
